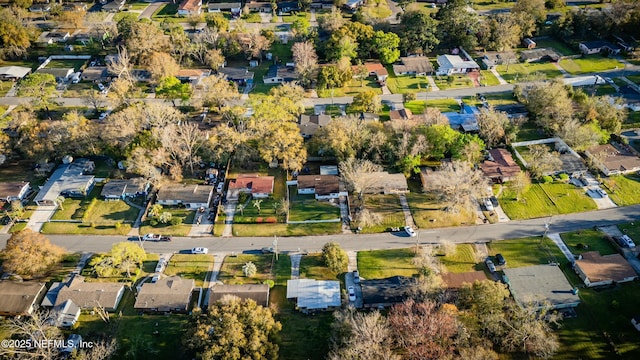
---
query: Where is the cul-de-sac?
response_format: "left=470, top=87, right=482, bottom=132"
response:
left=1, top=0, right=640, bottom=359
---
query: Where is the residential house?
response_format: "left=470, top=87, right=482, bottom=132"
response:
left=352, top=61, right=389, bottom=83
left=34, top=158, right=96, bottom=206
left=0, top=66, right=32, bottom=81
left=503, top=265, right=580, bottom=310
left=361, top=276, right=415, bottom=309
left=579, top=41, right=621, bottom=55
left=286, top=279, right=341, bottom=313
left=584, top=143, right=640, bottom=176
left=245, top=1, right=271, bottom=12
left=0, top=181, right=30, bottom=202
left=277, top=1, right=300, bottom=13
left=361, top=172, right=409, bottom=194
left=218, top=67, right=254, bottom=86
left=100, top=178, right=150, bottom=200
left=344, top=0, right=363, bottom=11
left=480, top=148, right=522, bottom=183
left=54, top=275, right=125, bottom=311
left=613, top=35, right=636, bottom=53
left=520, top=48, right=561, bottom=63
left=263, top=65, right=297, bottom=84
left=134, top=277, right=195, bottom=313
left=0, top=281, right=46, bottom=316
left=208, top=2, right=242, bottom=17
left=156, top=184, right=214, bottom=209
left=522, top=38, right=536, bottom=49
left=176, top=69, right=211, bottom=86
left=443, top=104, right=480, bottom=132
left=392, top=56, right=434, bottom=76
left=296, top=175, right=346, bottom=200
left=480, top=51, right=517, bottom=70
left=50, top=299, right=81, bottom=328
left=573, top=251, right=638, bottom=287
left=359, top=112, right=380, bottom=122
left=29, top=4, right=51, bottom=12
left=36, top=67, right=75, bottom=81
left=389, top=108, right=413, bottom=121
left=102, top=0, right=126, bottom=12
left=37, top=31, right=71, bottom=45
left=442, top=271, right=488, bottom=290
left=298, top=114, right=331, bottom=137
left=178, top=0, right=202, bottom=15
left=320, top=165, right=338, bottom=175
left=228, top=175, right=274, bottom=198
left=436, top=55, right=479, bottom=76
left=81, top=66, right=109, bottom=82
left=208, top=284, right=270, bottom=307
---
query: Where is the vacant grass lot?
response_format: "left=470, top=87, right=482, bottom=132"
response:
left=499, top=182, right=597, bottom=220
left=559, top=56, right=624, bottom=75
left=602, top=174, right=640, bottom=206
left=432, top=74, right=474, bottom=90
left=560, top=229, right=617, bottom=255
left=487, top=236, right=566, bottom=268
left=359, top=194, right=405, bottom=233
left=289, top=191, right=340, bottom=222
left=139, top=208, right=195, bottom=236
left=439, top=244, right=481, bottom=273
left=496, top=62, right=563, bottom=83
left=299, top=254, right=341, bottom=280
left=218, top=254, right=275, bottom=284
left=232, top=222, right=341, bottom=237
left=358, top=248, right=417, bottom=279
left=407, top=193, right=476, bottom=229
left=424, top=98, right=460, bottom=112
left=164, top=254, right=213, bottom=287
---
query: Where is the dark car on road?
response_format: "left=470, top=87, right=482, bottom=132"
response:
left=495, top=253, right=506, bottom=266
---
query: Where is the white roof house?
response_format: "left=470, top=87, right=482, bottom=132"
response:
left=0, top=66, right=32, bottom=81
left=436, top=55, right=479, bottom=76
left=286, top=279, right=341, bottom=312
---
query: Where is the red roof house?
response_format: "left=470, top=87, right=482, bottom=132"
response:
left=228, top=175, right=274, bottom=198
left=480, top=148, right=521, bottom=182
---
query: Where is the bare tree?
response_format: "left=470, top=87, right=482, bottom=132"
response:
left=292, top=41, right=318, bottom=88
left=0, top=309, right=63, bottom=359
left=83, top=338, right=118, bottom=360
left=508, top=171, right=531, bottom=201
left=198, top=74, right=239, bottom=112
left=107, top=46, right=134, bottom=83
left=339, top=157, right=384, bottom=197
left=147, top=51, right=181, bottom=83
left=84, top=89, right=106, bottom=113
left=526, top=144, right=562, bottom=178
left=439, top=239, right=456, bottom=256
left=424, top=161, right=490, bottom=213
left=477, top=106, right=509, bottom=147
left=328, top=307, right=398, bottom=360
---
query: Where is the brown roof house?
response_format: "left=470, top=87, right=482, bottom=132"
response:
left=361, top=172, right=409, bottom=194
left=208, top=284, right=270, bottom=307
left=298, top=114, right=332, bottom=138
left=157, top=184, right=214, bottom=209
left=0, top=281, right=46, bottom=316
left=0, top=181, right=30, bottom=202
left=392, top=56, right=434, bottom=76
left=296, top=175, right=346, bottom=200
left=389, top=108, right=413, bottom=121
left=480, top=148, right=521, bottom=182
left=585, top=144, right=640, bottom=176
left=228, top=175, right=274, bottom=198
left=134, top=276, right=195, bottom=313
left=101, top=178, right=150, bottom=200
left=54, top=275, right=125, bottom=311
left=573, top=251, right=638, bottom=287
left=178, top=0, right=202, bottom=16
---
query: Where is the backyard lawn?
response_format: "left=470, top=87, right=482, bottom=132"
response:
left=499, top=182, right=597, bottom=220
left=533, top=38, right=579, bottom=56
left=602, top=174, right=640, bottom=206
left=559, top=56, right=624, bottom=75
left=163, top=254, right=213, bottom=287
left=217, top=254, right=276, bottom=284
left=357, top=248, right=418, bottom=279
left=288, top=191, right=340, bottom=222
left=560, top=229, right=618, bottom=256
left=406, top=192, right=476, bottom=229
left=359, top=194, right=405, bottom=233
left=439, top=244, right=481, bottom=273
left=299, top=254, right=342, bottom=280
left=496, top=62, right=563, bottom=83
left=232, top=222, right=342, bottom=237
left=487, top=236, right=566, bottom=268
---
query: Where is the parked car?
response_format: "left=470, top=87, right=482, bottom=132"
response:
left=216, top=182, right=225, bottom=193
left=97, top=83, right=105, bottom=91
left=484, top=198, right=494, bottom=211
left=620, top=235, right=636, bottom=248
left=604, top=77, right=614, bottom=84
left=596, top=188, right=607, bottom=197
left=151, top=274, right=160, bottom=283
left=353, top=270, right=360, bottom=284
left=154, top=260, right=166, bottom=273
left=404, top=225, right=417, bottom=237
left=261, top=247, right=274, bottom=254
left=98, top=111, right=109, bottom=120
left=348, top=286, right=356, bottom=301
left=192, top=247, right=208, bottom=254
left=490, top=196, right=499, bottom=208
left=485, top=259, right=496, bottom=272
left=495, top=253, right=506, bottom=266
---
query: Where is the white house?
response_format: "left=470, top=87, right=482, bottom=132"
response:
left=436, top=54, right=479, bottom=76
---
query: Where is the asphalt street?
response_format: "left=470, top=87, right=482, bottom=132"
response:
left=3, top=204, right=639, bottom=255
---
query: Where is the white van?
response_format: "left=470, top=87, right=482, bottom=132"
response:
left=71, top=72, right=81, bottom=84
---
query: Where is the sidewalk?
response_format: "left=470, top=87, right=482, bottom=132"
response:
left=398, top=194, right=415, bottom=228
left=490, top=68, right=508, bottom=85
left=426, top=76, right=440, bottom=91
left=546, top=233, right=574, bottom=262
left=290, top=253, right=302, bottom=279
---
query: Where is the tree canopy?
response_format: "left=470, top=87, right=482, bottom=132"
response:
left=1, top=229, right=65, bottom=278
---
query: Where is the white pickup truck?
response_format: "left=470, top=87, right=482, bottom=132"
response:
left=142, top=233, right=172, bottom=242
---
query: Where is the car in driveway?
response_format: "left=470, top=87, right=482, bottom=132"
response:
left=596, top=188, right=607, bottom=197
left=495, top=253, right=506, bottom=266
left=619, top=235, right=636, bottom=248
left=353, top=270, right=360, bottom=284
left=485, top=259, right=496, bottom=272
left=484, top=198, right=494, bottom=211
left=348, top=286, right=356, bottom=301
left=490, top=196, right=499, bottom=208
left=404, top=226, right=417, bottom=237
left=191, top=247, right=208, bottom=254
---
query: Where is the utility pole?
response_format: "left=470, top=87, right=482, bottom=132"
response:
left=273, top=236, right=278, bottom=261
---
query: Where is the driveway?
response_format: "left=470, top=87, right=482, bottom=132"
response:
left=586, top=187, right=618, bottom=209
left=189, top=209, right=214, bottom=236
left=139, top=1, right=167, bottom=19
left=26, top=205, right=57, bottom=232
left=222, top=189, right=239, bottom=237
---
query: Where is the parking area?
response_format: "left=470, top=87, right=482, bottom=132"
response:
left=344, top=270, right=363, bottom=309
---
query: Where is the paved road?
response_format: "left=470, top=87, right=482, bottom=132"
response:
left=3, top=204, right=640, bottom=254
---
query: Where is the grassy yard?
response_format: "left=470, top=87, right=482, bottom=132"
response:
left=0, top=81, right=14, bottom=97
left=534, top=38, right=579, bottom=56
left=624, top=112, right=640, bottom=129
left=559, top=56, right=624, bottom=75
left=46, top=59, right=87, bottom=71
left=232, top=222, right=342, bottom=237
left=560, top=229, right=617, bottom=256
left=619, top=222, right=640, bottom=243
left=234, top=197, right=281, bottom=224
left=404, top=100, right=426, bottom=115
left=357, top=248, right=418, bottom=279
left=479, top=70, right=500, bottom=86
left=163, top=254, right=213, bottom=287
left=127, top=2, right=150, bottom=10
left=406, top=192, right=477, bottom=229
left=424, top=98, right=460, bottom=113
left=438, top=244, right=481, bottom=273
left=487, top=236, right=566, bottom=268
left=499, top=182, right=597, bottom=220
left=385, top=67, right=431, bottom=94
left=217, top=254, right=276, bottom=284
left=62, top=82, right=95, bottom=97
left=139, top=208, right=195, bottom=236
left=152, top=3, right=178, bottom=19
left=40, top=221, right=130, bottom=235
left=282, top=12, right=311, bottom=23
left=358, top=194, right=405, bottom=233
left=432, top=74, right=474, bottom=90
left=289, top=191, right=340, bottom=222
left=471, top=0, right=515, bottom=11
left=299, top=254, right=342, bottom=280
left=496, top=62, right=563, bottom=83
left=602, top=174, right=640, bottom=206
left=515, top=119, right=547, bottom=141
left=594, top=84, right=618, bottom=96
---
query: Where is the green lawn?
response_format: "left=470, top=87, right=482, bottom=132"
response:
left=602, top=174, right=640, bottom=206
left=218, top=254, right=276, bottom=284
left=595, top=84, right=618, bottom=96
left=127, top=2, right=150, bottom=10
left=299, top=254, right=341, bottom=280
left=487, top=236, right=566, bottom=268
left=163, top=254, right=213, bottom=287
left=624, top=74, right=640, bottom=84
left=46, top=59, right=87, bottom=71
left=282, top=12, right=311, bottom=23
left=0, top=81, right=13, bottom=97
left=496, top=62, right=563, bottom=83
left=406, top=192, right=476, bottom=229
left=288, top=191, right=340, bottom=222
left=152, top=3, right=178, bottom=18
left=359, top=194, right=405, bottom=233
left=439, top=244, right=481, bottom=273
left=273, top=255, right=291, bottom=286
left=41, top=221, right=131, bottom=235
left=514, top=119, right=547, bottom=141
left=357, top=248, right=418, bottom=279
left=385, top=66, right=431, bottom=94
left=471, top=0, right=515, bottom=11
left=499, top=182, right=597, bottom=220
left=404, top=100, right=426, bottom=115
left=533, top=38, right=579, bottom=56
left=560, top=230, right=618, bottom=256
left=432, top=74, right=474, bottom=90
left=625, top=112, right=640, bottom=129
left=343, top=78, right=382, bottom=95
left=424, top=98, right=460, bottom=113
left=242, top=12, right=262, bottom=23
left=479, top=70, right=500, bottom=86
left=232, top=222, right=342, bottom=237
left=559, top=56, right=624, bottom=75
left=139, top=208, right=195, bottom=236
left=234, top=197, right=281, bottom=224
left=619, top=222, right=640, bottom=244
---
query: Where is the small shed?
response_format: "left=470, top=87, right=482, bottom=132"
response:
left=523, top=38, right=536, bottom=49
